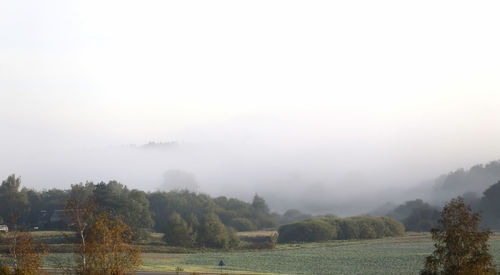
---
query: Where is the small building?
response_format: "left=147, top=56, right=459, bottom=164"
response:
left=0, top=225, right=8, bottom=233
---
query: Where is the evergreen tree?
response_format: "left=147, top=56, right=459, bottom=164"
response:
left=0, top=175, right=30, bottom=224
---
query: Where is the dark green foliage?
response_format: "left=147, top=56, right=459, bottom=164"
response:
left=389, top=199, right=428, bottom=220
left=421, top=197, right=496, bottom=275
left=251, top=194, right=270, bottom=214
left=278, top=219, right=336, bottom=243
left=227, top=227, right=240, bottom=248
left=388, top=199, right=440, bottom=232
left=155, top=211, right=241, bottom=249
left=337, top=219, right=360, bottom=239
left=148, top=190, right=278, bottom=233
left=380, top=216, right=406, bottom=236
left=163, top=212, right=193, bottom=247
left=187, top=213, right=200, bottom=233
left=92, top=181, right=154, bottom=239
left=229, top=218, right=256, bottom=232
left=148, top=190, right=217, bottom=233
left=250, top=194, right=278, bottom=229
left=26, top=188, right=70, bottom=229
left=278, top=216, right=404, bottom=243
left=359, top=222, right=377, bottom=239
left=0, top=174, right=278, bottom=240
left=479, top=180, right=500, bottom=229
left=343, top=217, right=386, bottom=239
left=404, top=205, right=440, bottom=232
left=186, top=213, right=200, bottom=245
left=0, top=175, right=30, bottom=224
left=197, top=213, right=236, bottom=249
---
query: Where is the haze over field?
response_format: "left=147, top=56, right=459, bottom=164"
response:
left=1, top=1, right=500, bottom=215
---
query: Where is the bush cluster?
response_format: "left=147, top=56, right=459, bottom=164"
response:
left=277, top=216, right=404, bottom=243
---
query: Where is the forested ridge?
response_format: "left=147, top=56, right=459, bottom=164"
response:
left=379, top=160, right=500, bottom=232
left=4, top=157, right=500, bottom=246
left=431, top=160, right=500, bottom=201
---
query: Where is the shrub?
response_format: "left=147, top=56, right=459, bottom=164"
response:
left=380, top=216, right=405, bottom=236
left=278, top=216, right=404, bottom=243
left=278, top=219, right=336, bottom=243
left=0, top=264, right=11, bottom=275
left=359, top=221, right=377, bottom=239
left=338, top=219, right=360, bottom=240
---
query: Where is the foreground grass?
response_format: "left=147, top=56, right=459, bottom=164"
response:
left=37, top=233, right=432, bottom=274
left=7, top=231, right=500, bottom=274
left=164, top=235, right=434, bottom=275
left=139, top=234, right=500, bottom=274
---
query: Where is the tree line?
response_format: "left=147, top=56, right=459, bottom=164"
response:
left=0, top=188, right=141, bottom=275
left=385, top=179, right=500, bottom=232
left=277, top=215, right=405, bottom=243
left=0, top=174, right=300, bottom=242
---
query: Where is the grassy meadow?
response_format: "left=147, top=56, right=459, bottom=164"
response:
left=139, top=234, right=434, bottom=274
left=5, top=231, right=500, bottom=274
left=137, top=233, right=500, bottom=274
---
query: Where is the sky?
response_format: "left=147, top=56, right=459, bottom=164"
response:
left=1, top=1, right=500, bottom=213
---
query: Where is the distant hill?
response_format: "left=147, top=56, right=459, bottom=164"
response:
left=139, top=141, right=178, bottom=149
left=429, top=160, right=500, bottom=202
left=375, top=160, right=500, bottom=232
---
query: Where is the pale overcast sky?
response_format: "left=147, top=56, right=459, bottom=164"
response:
left=1, top=1, right=500, bottom=199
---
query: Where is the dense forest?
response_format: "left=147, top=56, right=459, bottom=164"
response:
left=4, top=160, right=500, bottom=246
left=382, top=185, right=500, bottom=232
left=0, top=175, right=303, bottom=241
left=430, top=160, right=500, bottom=202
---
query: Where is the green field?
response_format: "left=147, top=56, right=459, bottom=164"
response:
left=6, top=232, right=500, bottom=274
left=152, top=234, right=500, bottom=275
left=138, top=235, right=434, bottom=274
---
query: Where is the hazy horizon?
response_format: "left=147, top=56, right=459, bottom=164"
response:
left=2, top=1, right=500, bottom=215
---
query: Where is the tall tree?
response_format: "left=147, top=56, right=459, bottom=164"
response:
left=421, top=197, right=496, bottom=275
left=251, top=194, right=270, bottom=214
left=163, top=212, right=193, bottom=247
left=65, top=187, right=97, bottom=274
left=0, top=175, right=30, bottom=224
left=197, top=213, right=230, bottom=249
left=250, top=194, right=277, bottom=228
left=85, top=212, right=142, bottom=275
left=93, top=181, right=153, bottom=239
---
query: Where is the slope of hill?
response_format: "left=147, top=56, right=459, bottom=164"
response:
left=430, top=160, right=500, bottom=202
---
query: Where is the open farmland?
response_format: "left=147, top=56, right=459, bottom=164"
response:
left=160, top=234, right=434, bottom=274
left=6, top=232, right=500, bottom=274
left=138, top=233, right=500, bottom=275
